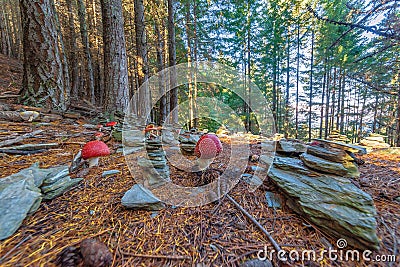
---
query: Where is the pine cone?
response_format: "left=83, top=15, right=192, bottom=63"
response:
left=80, top=238, right=112, bottom=267
left=56, top=246, right=82, bottom=267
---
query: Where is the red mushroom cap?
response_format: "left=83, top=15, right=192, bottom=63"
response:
left=97, top=124, right=103, bottom=129
left=144, top=124, right=155, bottom=132
left=81, top=140, right=110, bottom=160
left=105, top=121, right=117, bottom=127
left=194, top=134, right=223, bottom=159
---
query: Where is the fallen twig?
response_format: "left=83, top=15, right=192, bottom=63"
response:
left=121, top=252, right=191, bottom=260
left=0, top=235, right=32, bottom=263
left=0, top=129, right=43, bottom=147
left=226, top=194, right=282, bottom=252
left=0, top=94, right=19, bottom=99
left=0, top=149, right=46, bottom=155
left=0, top=142, right=59, bottom=151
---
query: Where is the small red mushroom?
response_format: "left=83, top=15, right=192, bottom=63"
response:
left=82, top=140, right=110, bottom=167
left=105, top=121, right=117, bottom=128
left=94, top=132, right=105, bottom=140
left=194, top=134, right=223, bottom=170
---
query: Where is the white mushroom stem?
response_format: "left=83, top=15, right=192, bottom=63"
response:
left=196, top=158, right=214, bottom=171
left=87, top=157, right=99, bottom=168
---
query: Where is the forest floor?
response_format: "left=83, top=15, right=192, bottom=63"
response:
left=0, top=54, right=399, bottom=266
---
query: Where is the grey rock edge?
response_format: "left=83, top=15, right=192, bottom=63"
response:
left=0, top=164, right=82, bottom=240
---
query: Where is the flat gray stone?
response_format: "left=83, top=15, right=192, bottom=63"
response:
left=102, top=170, right=121, bottom=177
left=307, top=145, right=353, bottom=163
left=312, top=139, right=367, bottom=155
left=0, top=163, right=54, bottom=189
left=277, top=140, right=307, bottom=154
left=0, top=180, right=42, bottom=240
left=121, top=184, right=165, bottom=210
left=300, top=153, right=349, bottom=177
left=42, top=178, right=83, bottom=200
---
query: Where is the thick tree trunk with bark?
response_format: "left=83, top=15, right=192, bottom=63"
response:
left=66, top=0, right=79, bottom=99
left=77, top=0, right=95, bottom=104
left=134, top=0, right=150, bottom=118
left=100, top=0, right=129, bottom=113
left=19, top=0, right=70, bottom=111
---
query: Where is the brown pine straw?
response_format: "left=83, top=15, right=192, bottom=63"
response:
left=0, top=121, right=399, bottom=266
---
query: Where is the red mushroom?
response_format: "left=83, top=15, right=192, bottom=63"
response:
left=94, top=132, right=105, bottom=140
left=105, top=121, right=117, bottom=128
left=81, top=140, right=110, bottom=167
left=194, top=134, right=223, bottom=170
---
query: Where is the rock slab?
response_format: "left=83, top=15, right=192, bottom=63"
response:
left=121, top=184, right=165, bottom=211
left=268, top=156, right=379, bottom=250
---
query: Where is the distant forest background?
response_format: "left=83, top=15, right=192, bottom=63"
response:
left=0, top=0, right=399, bottom=144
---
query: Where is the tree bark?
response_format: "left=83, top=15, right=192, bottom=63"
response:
left=154, top=20, right=166, bottom=124
left=77, top=0, right=95, bottom=104
left=66, top=0, right=79, bottom=99
left=295, top=24, right=300, bottom=139
left=185, top=1, right=194, bottom=129
left=167, top=0, right=178, bottom=124
left=100, top=0, right=130, bottom=114
left=134, top=0, right=150, bottom=119
left=308, top=30, right=314, bottom=141
left=19, top=0, right=70, bottom=111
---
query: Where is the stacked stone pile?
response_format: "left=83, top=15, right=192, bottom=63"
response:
left=178, top=132, right=200, bottom=155
left=360, top=133, right=390, bottom=151
left=262, top=139, right=378, bottom=250
left=327, top=129, right=350, bottom=143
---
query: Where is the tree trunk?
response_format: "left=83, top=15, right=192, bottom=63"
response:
left=167, top=0, right=178, bottom=124
left=295, top=24, right=300, bottom=139
left=340, top=71, right=346, bottom=133
left=284, top=28, right=290, bottom=137
left=0, top=4, right=12, bottom=56
left=100, top=0, right=129, bottom=113
left=396, top=90, right=400, bottom=146
left=134, top=0, right=150, bottom=119
left=192, top=0, right=198, bottom=128
left=358, top=89, right=367, bottom=142
left=77, top=0, right=95, bottom=104
left=372, top=93, right=379, bottom=132
left=66, top=0, right=79, bottom=99
left=308, top=30, right=314, bottom=141
left=19, top=0, right=70, bottom=111
left=324, top=61, right=331, bottom=138
left=0, top=6, right=7, bottom=55
left=185, top=1, right=194, bottom=129
left=154, top=20, right=166, bottom=124
left=319, top=57, right=327, bottom=138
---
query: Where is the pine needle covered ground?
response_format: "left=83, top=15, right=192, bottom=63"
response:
left=0, top=54, right=399, bottom=266
left=0, top=119, right=399, bottom=266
